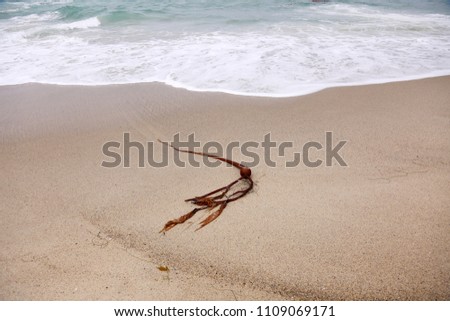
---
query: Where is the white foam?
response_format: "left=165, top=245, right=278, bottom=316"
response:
left=10, top=12, right=60, bottom=23
left=55, top=17, right=101, bottom=30
left=1, top=4, right=450, bottom=97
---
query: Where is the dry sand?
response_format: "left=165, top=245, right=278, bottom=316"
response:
left=0, top=77, right=449, bottom=300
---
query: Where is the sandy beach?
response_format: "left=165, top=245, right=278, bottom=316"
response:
left=0, top=76, right=449, bottom=300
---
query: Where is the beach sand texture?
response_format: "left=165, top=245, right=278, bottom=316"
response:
left=1, top=77, right=449, bottom=300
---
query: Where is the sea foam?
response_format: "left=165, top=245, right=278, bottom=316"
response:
left=0, top=0, right=449, bottom=96
left=55, top=17, right=101, bottom=30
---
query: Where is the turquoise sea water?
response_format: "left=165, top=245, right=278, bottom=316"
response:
left=1, top=0, right=450, bottom=96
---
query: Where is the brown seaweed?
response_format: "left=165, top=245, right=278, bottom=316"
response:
left=159, top=140, right=253, bottom=233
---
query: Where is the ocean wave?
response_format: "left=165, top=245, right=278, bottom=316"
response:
left=1, top=27, right=449, bottom=96
left=55, top=16, right=101, bottom=30
left=100, top=11, right=147, bottom=24
left=9, top=12, right=60, bottom=23
left=1, top=0, right=450, bottom=96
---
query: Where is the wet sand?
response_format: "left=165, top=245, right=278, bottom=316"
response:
left=1, top=76, right=449, bottom=300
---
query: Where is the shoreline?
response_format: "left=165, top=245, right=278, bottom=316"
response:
left=2, top=72, right=450, bottom=98
left=1, top=76, right=449, bottom=300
